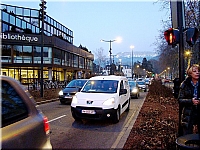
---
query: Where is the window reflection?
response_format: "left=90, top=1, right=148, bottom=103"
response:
left=13, top=46, right=22, bottom=63
left=1, top=45, right=11, bottom=63
left=23, top=46, right=32, bottom=63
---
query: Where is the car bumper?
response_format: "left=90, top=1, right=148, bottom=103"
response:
left=130, top=93, right=138, bottom=97
left=71, top=106, right=116, bottom=120
left=59, top=96, right=73, bottom=103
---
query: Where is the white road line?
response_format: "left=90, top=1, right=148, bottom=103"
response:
left=48, top=115, right=66, bottom=123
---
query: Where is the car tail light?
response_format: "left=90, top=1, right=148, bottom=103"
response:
left=43, top=116, right=50, bottom=135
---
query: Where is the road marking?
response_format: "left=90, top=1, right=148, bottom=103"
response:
left=48, top=115, right=66, bottom=123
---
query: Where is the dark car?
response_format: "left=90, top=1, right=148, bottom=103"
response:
left=128, top=80, right=140, bottom=99
left=59, top=79, right=88, bottom=104
left=1, top=75, right=52, bottom=149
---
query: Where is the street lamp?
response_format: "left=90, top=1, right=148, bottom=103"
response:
left=185, top=50, right=191, bottom=68
left=130, top=45, right=134, bottom=79
left=101, top=37, right=122, bottom=75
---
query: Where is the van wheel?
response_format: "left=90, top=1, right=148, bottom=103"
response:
left=113, top=106, right=120, bottom=123
left=125, top=99, right=130, bottom=112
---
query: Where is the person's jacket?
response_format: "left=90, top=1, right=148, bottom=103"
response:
left=178, top=76, right=200, bottom=128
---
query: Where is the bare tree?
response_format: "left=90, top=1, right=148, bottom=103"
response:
left=153, top=0, right=199, bottom=77
left=94, top=47, right=106, bottom=73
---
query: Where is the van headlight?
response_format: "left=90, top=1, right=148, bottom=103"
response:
left=59, top=90, right=63, bottom=95
left=132, top=88, right=138, bottom=93
left=71, top=96, right=78, bottom=104
left=103, top=97, right=115, bottom=105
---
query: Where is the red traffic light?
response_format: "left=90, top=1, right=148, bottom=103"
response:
left=164, top=28, right=179, bottom=46
left=186, top=27, right=199, bottom=47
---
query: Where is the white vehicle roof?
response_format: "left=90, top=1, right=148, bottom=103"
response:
left=89, top=75, right=127, bottom=80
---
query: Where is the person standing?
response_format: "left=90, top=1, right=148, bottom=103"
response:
left=178, top=64, right=200, bottom=135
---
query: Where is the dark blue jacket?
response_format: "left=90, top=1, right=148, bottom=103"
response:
left=178, top=76, right=200, bottom=128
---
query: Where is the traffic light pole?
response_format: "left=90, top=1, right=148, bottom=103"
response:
left=177, top=1, right=185, bottom=83
left=177, top=0, right=185, bottom=137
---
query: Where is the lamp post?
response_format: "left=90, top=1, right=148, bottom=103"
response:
left=130, top=45, right=134, bottom=79
left=100, top=39, right=117, bottom=75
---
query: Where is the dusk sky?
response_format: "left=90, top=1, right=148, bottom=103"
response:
left=4, top=0, right=170, bottom=58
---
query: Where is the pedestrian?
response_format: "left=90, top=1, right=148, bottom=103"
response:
left=178, top=64, right=200, bottom=135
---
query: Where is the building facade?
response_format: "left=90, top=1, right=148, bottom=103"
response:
left=1, top=3, right=94, bottom=85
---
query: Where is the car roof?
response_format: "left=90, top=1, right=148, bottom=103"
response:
left=89, top=75, right=127, bottom=81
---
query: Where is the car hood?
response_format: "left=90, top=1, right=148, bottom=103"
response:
left=62, top=87, right=80, bottom=93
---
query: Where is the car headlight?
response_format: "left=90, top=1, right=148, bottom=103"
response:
left=59, top=90, right=63, bottom=95
left=132, top=88, right=138, bottom=93
left=71, top=96, right=78, bottom=104
left=103, top=97, right=115, bottom=106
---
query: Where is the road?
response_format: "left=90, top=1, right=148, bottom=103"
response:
left=37, top=92, right=147, bottom=149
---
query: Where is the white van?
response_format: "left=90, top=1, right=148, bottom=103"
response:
left=71, top=75, right=130, bottom=123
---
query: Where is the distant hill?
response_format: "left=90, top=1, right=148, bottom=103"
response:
left=94, top=51, right=159, bottom=66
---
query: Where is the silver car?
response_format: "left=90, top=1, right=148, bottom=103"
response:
left=1, top=75, right=52, bottom=149
left=137, top=80, right=147, bottom=92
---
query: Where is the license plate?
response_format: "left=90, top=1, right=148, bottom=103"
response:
left=64, top=96, right=72, bottom=98
left=81, top=110, right=96, bottom=114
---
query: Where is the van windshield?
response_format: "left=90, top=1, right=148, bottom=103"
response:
left=81, top=80, right=118, bottom=93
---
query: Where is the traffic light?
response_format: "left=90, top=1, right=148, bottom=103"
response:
left=186, top=27, right=199, bottom=47
left=164, top=28, right=180, bottom=46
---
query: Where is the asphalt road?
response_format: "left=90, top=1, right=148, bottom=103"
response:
left=37, top=92, right=147, bottom=149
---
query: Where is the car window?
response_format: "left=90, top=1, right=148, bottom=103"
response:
left=1, top=80, right=29, bottom=127
left=67, top=80, right=87, bottom=88
left=120, top=81, right=124, bottom=90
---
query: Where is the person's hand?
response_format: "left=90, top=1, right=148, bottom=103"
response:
left=192, top=98, right=199, bottom=105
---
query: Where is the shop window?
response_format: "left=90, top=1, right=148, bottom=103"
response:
left=73, top=54, right=78, bottom=67
left=23, top=46, right=32, bottom=63
left=13, top=46, right=22, bottom=63
left=33, top=46, right=41, bottom=64
left=1, top=45, right=11, bottom=63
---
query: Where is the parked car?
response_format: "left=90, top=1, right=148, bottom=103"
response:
left=1, top=75, right=52, bottom=149
left=137, top=80, right=147, bottom=92
left=71, top=75, right=130, bottom=123
left=128, top=80, right=140, bottom=99
left=59, top=79, right=88, bottom=104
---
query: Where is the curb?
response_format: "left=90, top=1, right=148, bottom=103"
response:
left=112, top=96, right=146, bottom=149
left=36, top=98, right=59, bottom=105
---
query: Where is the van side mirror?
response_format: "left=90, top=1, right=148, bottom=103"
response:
left=120, top=89, right=127, bottom=95
left=78, top=87, right=82, bottom=92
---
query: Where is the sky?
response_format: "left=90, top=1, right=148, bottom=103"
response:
left=4, top=0, right=170, bottom=58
